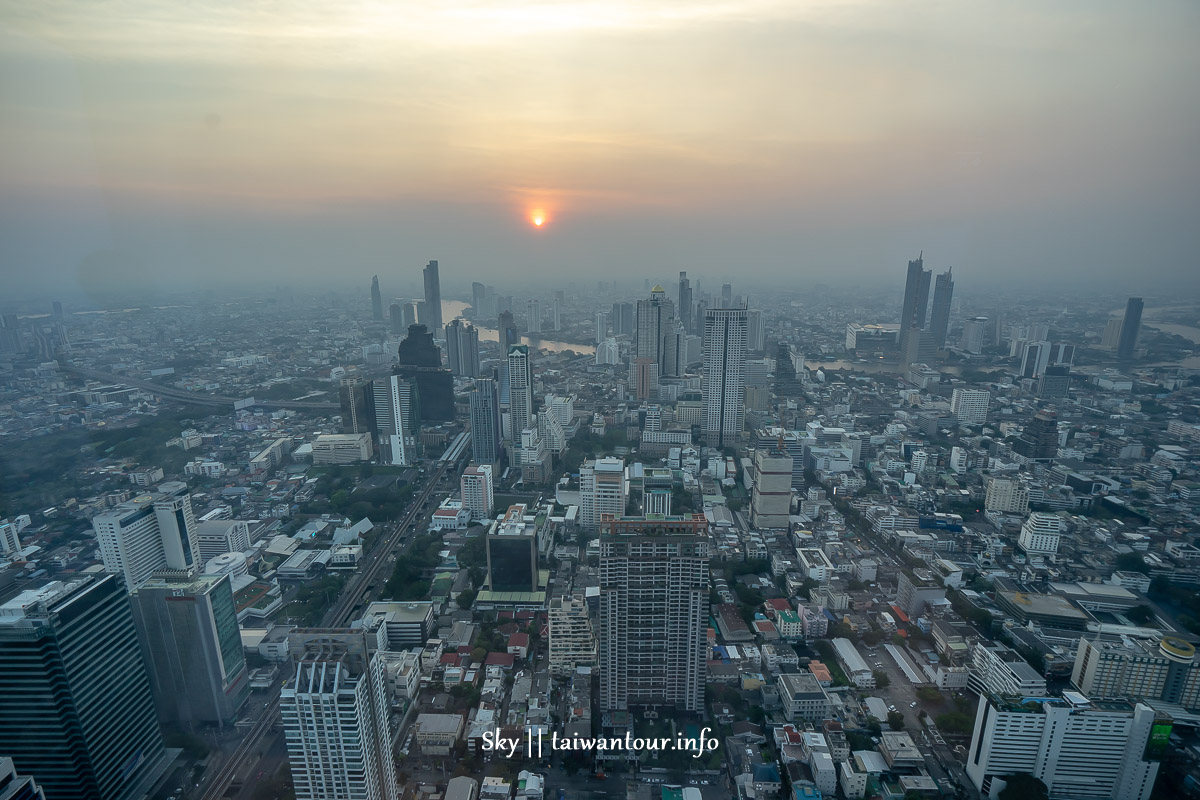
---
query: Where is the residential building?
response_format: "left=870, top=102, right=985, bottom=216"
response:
left=950, top=388, right=990, bottom=426
left=370, top=375, right=417, bottom=466
left=469, top=377, right=503, bottom=466
left=702, top=307, right=748, bottom=448
left=461, top=464, right=495, bottom=521
left=548, top=593, right=597, bottom=677
left=580, top=457, right=627, bottom=529
left=929, top=267, right=954, bottom=349
left=1018, top=512, right=1064, bottom=555
left=1117, top=297, right=1143, bottom=360
left=751, top=445, right=792, bottom=529
left=970, top=642, right=1047, bottom=698
left=985, top=477, right=1029, bottom=515
left=92, top=481, right=200, bottom=592
left=445, top=319, right=480, bottom=377
left=508, top=346, right=533, bottom=456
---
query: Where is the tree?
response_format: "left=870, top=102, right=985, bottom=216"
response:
left=1116, top=552, right=1151, bottom=574
left=456, top=588, right=478, bottom=609
left=887, top=711, right=905, bottom=730
left=873, top=670, right=890, bottom=688
left=470, top=646, right=487, bottom=663
left=997, top=773, right=1049, bottom=800
left=917, top=687, right=944, bottom=704
left=1127, top=604, right=1155, bottom=625
left=935, top=711, right=974, bottom=734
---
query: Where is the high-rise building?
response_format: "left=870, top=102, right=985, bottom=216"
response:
left=580, top=457, right=627, bottom=529
left=195, top=519, right=251, bottom=563
left=527, top=299, right=542, bottom=334
left=548, top=593, right=597, bottom=677
left=950, top=388, right=990, bottom=426
left=0, top=517, right=26, bottom=557
left=282, top=633, right=398, bottom=800
left=552, top=296, right=562, bottom=330
left=130, top=571, right=248, bottom=728
left=396, top=324, right=455, bottom=421
left=370, top=275, right=383, bottom=321
left=498, top=310, right=519, bottom=354
left=751, top=445, right=793, bottom=528
left=900, top=254, right=932, bottom=354
left=1101, top=316, right=1123, bottom=349
left=370, top=375, right=417, bottom=465
left=660, top=319, right=687, bottom=377
left=339, top=373, right=371, bottom=434
left=961, top=316, right=989, bottom=354
left=486, top=504, right=539, bottom=593
left=631, top=357, right=659, bottom=401
left=1072, top=635, right=1200, bottom=711
left=1117, top=296, right=1144, bottom=360
left=635, top=285, right=675, bottom=365
left=92, top=481, right=200, bottom=592
left=720, top=283, right=732, bottom=307
left=0, top=576, right=169, bottom=800
left=1017, top=512, right=1063, bottom=555
left=965, top=692, right=1162, bottom=800
left=928, top=268, right=954, bottom=348
left=471, top=281, right=486, bottom=316
left=507, top=346, right=533, bottom=453
left=746, top=309, right=765, bottom=352
left=1019, top=340, right=1052, bottom=378
left=702, top=307, right=748, bottom=448
left=774, top=341, right=802, bottom=397
left=594, top=311, right=607, bottom=343
left=611, top=302, right=635, bottom=336
left=677, top=271, right=693, bottom=333
left=1013, top=409, right=1059, bottom=462
left=444, top=319, right=480, bottom=377
left=388, top=303, right=404, bottom=334
left=0, top=757, right=46, bottom=800
left=422, top=260, right=443, bottom=333
left=1037, top=365, right=1072, bottom=399
left=598, top=514, right=709, bottom=712
left=595, top=337, right=620, bottom=365
left=469, top=377, right=502, bottom=466
left=460, top=464, right=494, bottom=521
left=984, top=477, right=1029, bottom=515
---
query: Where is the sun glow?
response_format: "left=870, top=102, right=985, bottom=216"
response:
left=530, top=209, right=547, bottom=228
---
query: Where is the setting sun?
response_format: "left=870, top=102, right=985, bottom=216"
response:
left=530, top=209, right=547, bottom=228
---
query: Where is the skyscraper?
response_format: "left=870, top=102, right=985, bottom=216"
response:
left=677, top=271, right=693, bottom=332
left=370, top=375, right=417, bottom=465
left=469, top=377, right=502, bottom=466
left=282, top=633, right=398, bottom=800
left=929, top=267, right=954, bottom=348
left=370, top=275, right=383, bottom=321
left=611, top=301, right=634, bottom=336
left=774, top=341, right=802, bottom=397
left=0, top=575, right=169, bottom=800
left=388, top=302, right=404, bottom=335
left=635, top=285, right=674, bottom=366
left=444, top=319, right=480, bottom=377
left=1013, top=409, right=1059, bottom=462
left=598, top=513, right=709, bottom=712
left=1117, top=296, right=1144, bottom=360
left=471, top=281, right=486, bottom=316
left=702, top=307, right=748, bottom=448
left=900, top=254, right=932, bottom=353
left=92, top=481, right=200, bottom=592
left=396, top=324, right=454, bottom=421
left=507, top=345, right=533, bottom=454
left=720, top=283, right=732, bottom=307
left=130, top=571, right=249, bottom=728
left=595, top=311, right=608, bottom=344
left=0, top=758, right=46, bottom=800
left=422, top=259, right=443, bottom=333
left=486, top=504, right=539, bottom=592
left=460, top=464, right=494, bottom=521
left=498, top=310, right=519, bottom=353
left=746, top=309, right=765, bottom=352
left=339, top=373, right=371, bottom=434
left=525, top=299, right=541, bottom=334
left=580, top=457, right=627, bottom=529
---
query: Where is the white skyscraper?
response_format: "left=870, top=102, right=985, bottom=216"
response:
left=595, top=311, right=608, bottom=343
left=92, top=481, right=200, bottom=592
left=507, top=345, right=533, bottom=457
left=702, top=307, right=748, bottom=448
left=371, top=375, right=412, bottom=466
left=527, top=299, right=542, bottom=334
left=460, top=464, right=494, bottom=521
left=282, top=645, right=398, bottom=800
left=951, top=388, right=990, bottom=426
left=966, top=692, right=1162, bottom=800
left=580, top=457, right=627, bottom=529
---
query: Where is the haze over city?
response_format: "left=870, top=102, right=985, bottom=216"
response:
left=2, top=0, right=1200, bottom=297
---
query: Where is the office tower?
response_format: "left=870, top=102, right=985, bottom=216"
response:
left=746, top=309, right=765, bottom=352
left=899, top=254, right=931, bottom=353
left=660, top=319, right=687, bottom=377
left=580, top=457, right=627, bottom=529
left=93, top=481, right=200, bottom=592
left=527, top=299, right=542, bottom=333
left=370, top=275, right=383, bottom=321
left=507, top=346, right=533, bottom=454
left=282, top=634, right=398, bottom=800
left=414, top=300, right=428, bottom=325
left=498, top=310, right=519, bottom=353
left=751, top=444, right=793, bottom=528
left=950, top=388, right=990, bottom=425
left=702, top=307, right=748, bottom=448
left=984, top=477, right=1029, bottom=515
left=598, top=513, right=709, bottom=712
left=774, top=341, right=801, bottom=396
left=720, top=283, right=732, bottom=307
left=396, top=324, right=455, bottom=421
left=549, top=593, right=597, bottom=677
left=370, top=375, right=417, bottom=465
left=1019, top=340, right=1051, bottom=378
left=1037, top=365, right=1072, bottom=399
left=130, top=572, right=248, bottom=728
left=631, top=357, right=659, bottom=401
left=422, top=259, right=443, bottom=333
left=1013, top=409, right=1059, bottom=462
left=595, top=337, right=620, bottom=365
left=677, top=271, right=693, bottom=332
left=961, top=316, right=989, bottom=355
left=338, top=373, right=371, bottom=434
left=595, top=311, right=608, bottom=343
left=0, top=757, right=46, bottom=800
left=1072, top=635, right=1200, bottom=711
left=552, top=296, right=561, bottom=329
left=399, top=301, right=418, bottom=328
left=744, top=357, right=771, bottom=388
left=966, top=693, right=1162, bottom=800
left=486, top=504, right=539, bottom=592
left=636, top=285, right=674, bottom=364
left=1017, top=512, right=1064, bottom=555
left=444, top=319, right=480, bottom=377
left=1101, top=316, right=1123, bottom=349
left=0, top=576, right=168, bottom=800
left=460, top=464, right=494, bottom=521
left=469, top=377, right=502, bottom=466
left=611, top=301, right=635, bottom=336
left=472, top=281, right=486, bottom=316
left=1117, top=296, right=1143, bottom=359
left=929, top=267, right=954, bottom=348
left=195, top=519, right=251, bottom=563
left=388, top=303, right=404, bottom=334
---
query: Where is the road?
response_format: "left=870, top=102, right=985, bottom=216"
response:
left=60, top=364, right=341, bottom=411
left=198, top=458, right=455, bottom=800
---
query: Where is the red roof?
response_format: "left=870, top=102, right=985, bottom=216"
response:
left=485, top=652, right=516, bottom=667
left=508, top=632, right=530, bottom=648
left=439, top=653, right=461, bottom=665
left=753, top=620, right=778, bottom=633
left=765, top=598, right=792, bottom=611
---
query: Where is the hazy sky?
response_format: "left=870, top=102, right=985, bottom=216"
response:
left=2, top=0, right=1198, bottom=299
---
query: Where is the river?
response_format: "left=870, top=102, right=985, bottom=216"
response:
left=443, top=300, right=595, bottom=355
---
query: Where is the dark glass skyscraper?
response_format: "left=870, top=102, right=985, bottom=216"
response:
left=396, top=324, right=454, bottom=421
left=900, top=254, right=931, bottom=354
left=469, top=376, right=502, bottom=466
left=677, top=271, right=693, bottom=333
left=1117, top=297, right=1143, bottom=360
left=422, top=259, right=442, bottom=333
left=370, top=274, right=383, bottom=321
left=929, top=267, right=954, bottom=348
left=498, top=310, right=519, bottom=354
left=0, top=575, right=168, bottom=800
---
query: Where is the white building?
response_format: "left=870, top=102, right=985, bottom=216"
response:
left=985, top=477, right=1030, bottom=515
left=548, top=593, right=596, bottom=677
left=282, top=653, right=398, bottom=800
left=595, top=338, right=620, bottom=366
left=194, top=519, right=251, bottom=563
left=0, top=516, right=29, bottom=556
left=430, top=499, right=471, bottom=531
left=949, top=446, right=969, bottom=475
left=460, top=464, right=494, bottom=521
left=92, top=482, right=200, bottom=592
left=311, top=433, right=373, bottom=464
left=951, top=388, right=990, bottom=426
left=831, top=637, right=875, bottom=688
left=970, top=642, right=1047, bottom=697
left=1018, top=512, right=1064, bottom=555
left=966, top=692, right=1161, bottom=800
left=580, top=457, right=626, bottom=529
